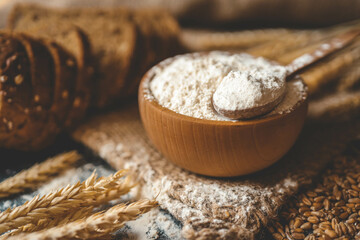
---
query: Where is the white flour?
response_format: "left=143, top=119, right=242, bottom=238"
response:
left=149, top=52, right=305, bottom=121
left=213, top=61, right=286, bottom=112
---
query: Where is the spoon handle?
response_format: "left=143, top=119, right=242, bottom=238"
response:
left=286, top=29, right=360, bottom=77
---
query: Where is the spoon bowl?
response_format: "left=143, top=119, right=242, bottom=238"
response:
left=212, top=89, right=286, bottom=120
left=138, top=60, right=308, bottom=177
left=212, top=28, right=360, bottom=120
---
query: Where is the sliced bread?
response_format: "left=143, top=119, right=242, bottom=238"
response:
left=9, top=4, right=137, bottom=108
left=0, top=31, right=50, bottom=149
left=9, top=8, right=94, bottom=125
left=14, top=33, right=53, bottom=109
left=43, top=40, right=77, bottom=125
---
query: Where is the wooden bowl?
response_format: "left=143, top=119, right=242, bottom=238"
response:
left=138, top=58, right=308, bottom=177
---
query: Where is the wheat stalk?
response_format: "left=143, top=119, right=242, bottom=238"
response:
left=247, top=30, right=327, bottom=60
left=181, top=28, right=293, bottom=51
left=4, top=199, right=157, bottom=240
left=337, top=59, right=360, bottom=91
left=301, top=40, right=360, bottom=94
left=308, top=90, right=360, bottom=120
left=0, top=151, right=81, bottom=198
left=0, top=169, right=135, bottom=234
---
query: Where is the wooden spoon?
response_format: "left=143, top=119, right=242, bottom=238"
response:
left=213, top=29, right=360, bottom=120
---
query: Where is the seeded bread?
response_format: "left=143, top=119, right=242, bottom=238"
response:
left=8, top=4, right=181, bottom=102
left=43, top=40, right=77, bottom=125
left=8, top=4, right=137, bottom=108
left=0, top=32, right=51, bottom=150
left=14, top=33, right=53, bottom=109
left=0, top=32, right=32, bottom=145
left=9, top=9, right=94, bottom=125
left=19, top=38, right=78, bottom=150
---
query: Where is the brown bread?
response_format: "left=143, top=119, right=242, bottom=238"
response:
left=0, top=32, right=51, bottom=150
left=8, top=4, right=136, bottom=108
left=0, top=32, right=32, bottom=146
left=9, top=8, right=94, bottom=125
left=42, top=40, right=77, bottom=125
left=14, top=33, right=53, bottom=109
left=8, top=4, right=181, bottom=103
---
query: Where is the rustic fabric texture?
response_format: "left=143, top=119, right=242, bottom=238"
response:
left=72, top=98, right=360, bottom=239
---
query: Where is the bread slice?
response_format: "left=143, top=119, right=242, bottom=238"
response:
left=0, top=32, right=32, bottom=143
left=43, top=40, right=77, bottom=125
left=0, top=31, right=52, bottom=150
left=14, top=33, right=53, bottom=109
left=24, top=39, right=79, bottom=150
left=8, top=4, right=137, bottom=108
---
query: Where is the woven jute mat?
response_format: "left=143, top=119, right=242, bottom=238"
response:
left=71, top=97, right=360, bottom=239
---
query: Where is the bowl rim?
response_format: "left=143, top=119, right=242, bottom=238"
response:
left=139, top=51, right=308, bottom=126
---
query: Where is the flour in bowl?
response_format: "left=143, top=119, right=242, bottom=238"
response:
left=149, top=51, right=306, bottom=121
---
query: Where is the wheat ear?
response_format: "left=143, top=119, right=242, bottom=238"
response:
left=4, top=199, right=157, bottom=240
left=2, top=173, right=135, bottom=237
left=1, top=206, right=93, bottom=238
left=0, top=151, right=81, bottom=198
left=0, top=169, right=135, bottom=234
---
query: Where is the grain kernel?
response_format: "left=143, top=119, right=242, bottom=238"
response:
left=325, top=229, right=337, bottom=238
left=292, top=232, right=305, bottom=239
left=300, top=222, right=312, bottom=230
left=294, top=219, right=302, bottom=228
left=272, top=232, right=283, bottom=240
left=348, top=198, right=360, bottom=204
left=308, top=216, right=319, bottom=224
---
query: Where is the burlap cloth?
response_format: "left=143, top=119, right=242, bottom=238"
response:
left=72, top=96, right=360, bottom=239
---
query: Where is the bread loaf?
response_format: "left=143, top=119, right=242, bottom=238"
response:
left=9, top=5, right=138, bottom=107
left=1, top=4, right=181, bottom=150
left=8, top=4, right=181, bottom=106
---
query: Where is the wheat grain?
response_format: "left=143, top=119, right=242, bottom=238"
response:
left=0, top=151, right=81, bottom=198
left=0, top=169, right=135, bottom=234
left=5, top=199, right=157, bottom=240
left=268, top=142, right=360, bottom=240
